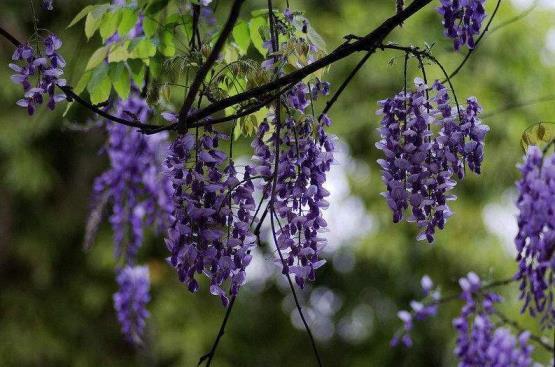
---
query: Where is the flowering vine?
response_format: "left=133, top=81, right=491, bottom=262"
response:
left=1, top=0, right=552, bottom=365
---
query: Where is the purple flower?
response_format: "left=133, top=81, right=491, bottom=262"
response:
left=9, top=34, right=66, bottom=114
left=391, top=275, right=440, bottom=347
left=515, top=146, right=555, bottom=326
left=89, top=92, right=174, bottom=263
left=165, top=126, right=257, bottom=306
left=375, top=79, right=488, bottom=242
left=453, top=273, right=533, bottom=366
left=113, top=265, right=151, bottom=345
left=437, top=0, right=487, bottom=51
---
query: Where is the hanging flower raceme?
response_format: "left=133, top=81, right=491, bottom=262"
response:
left=165, top=126, right=257, bottom=307
left=113, top=265, right=151, bottom=345
left=391, top=275, right=441, bottom=348
left=9, top=34, right=66, bottom=115
left=453, top=273, right=533, bottom=367
left=515, top=146, right=555, bottom=326
left=375, top=78, right=489, bottom=242
left=89, top=92, right=174, bottom=262
left=437, top=0, right=487, bottom=51
left=252, top=81, right=335, bottom=289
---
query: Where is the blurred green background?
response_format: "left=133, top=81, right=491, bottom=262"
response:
left=0, top=0, right=554, bottom=366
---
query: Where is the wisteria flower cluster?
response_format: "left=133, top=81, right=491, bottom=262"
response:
left=393, top=273, right=536, bottom=366
left=437, top=0, right=487, bottom=50
left=91, top=93, right=174, bottom=263
left=391, top=275, right=441, bottom=347
left=9, top=34, right=66, bottom=115
left=376, top=78, right=489, bottom=242
left=113, top=265, right=151, bottom=345
left=165, top=126, right=257, bottom=307
left=515, top=146, right=555, bottom=326
left=453, top=273, right=533, bottom=366
left=251, top=82, right=334, bottom=289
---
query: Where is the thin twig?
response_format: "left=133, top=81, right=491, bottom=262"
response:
left=444, top=0, right=503, bottom=81
left=178, top=0, right=246, bottom=132
left=319, top=51, right=371, bottom=120
left=174, top=0, right=433, bottom=127
left=492, top=309, right=554, bottom=353
left=197, top=296, right=237, bottom=367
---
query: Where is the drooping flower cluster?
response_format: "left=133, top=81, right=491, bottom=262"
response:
left=453, top=273, right=533, bottom=367
left=9, top=34, right=66, bottom=115
left=90, top=93, right=174, bottom=262
left=391, top=275, right=441, bottom=347
left=251, top=81, right=334, bottom=288
left=165, top=127, right=257, bottom=306
left=515, top=146, right=555, bottom=326
left=392, top=273, right=536, bottom=365
left=376, top=78, right=489, bottom=242
left=437, top=0, right=487, bottom=50
left=113, top=265, right=151, bottom=345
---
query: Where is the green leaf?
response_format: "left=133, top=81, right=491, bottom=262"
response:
left=149, top=56, right=161, bottom=79
left=159, top=30, right=175, bottom=57
left=74, top=70, right=92, bottom=95
left=232, top=21, right=250, bottom=55
left=107, top=41, right=131, bottom=63
left=86, top=46, right=109, bottom=71
left=109, top=63, right=130, bottom=99
left=248, top=17, right=267, bottom=56
left=87, top=64, right=111, bottom=105
left=521, top=122, right=555, bottom=152
left=67, top=5, right=95, bottom=28
left=118, top=8, right=138, bottom=36
left=129, top=38, right=157, bottom=59
left=251, top=9, right=269, bottom=17
left=143, top=16, right=158, bottom=37
left=99, top=10, right=122, bottom=41
left=146, top=0, right=170, bottom=15
left=127, top=59, right=145, bottom=86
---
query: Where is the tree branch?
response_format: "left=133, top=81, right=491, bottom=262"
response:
left=177, top=0, right=246, bottom=132
left=179, top=0, right=433, bottom=127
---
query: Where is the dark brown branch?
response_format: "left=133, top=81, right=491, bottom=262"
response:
left=179, top=0, right=433, bottom=127
left=59, top=86, right=158, bottom=129
left=319, top=51, right=371, bottom=119
left=0, top=25, right=21, bottom=47
left=178, top=0, right=246, bottom=132
left=197, top=296, right=237, bottom=367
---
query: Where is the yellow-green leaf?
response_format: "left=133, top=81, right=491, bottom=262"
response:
left=109, top=63, right=130, bottom=99
left=87, top=65, right=111, bottom=105
left=86, top=46, right=109, bottom=71
left=107, top=41, right=131, bottom=63
left=118, top=8, right=138, bottom=36
left=143, top=16, right=158, bottom=37
left=99, top=10, right=122, bottom=41
left=233, top=21, right=250, bottom=55
left=521, top=122, right=555, bottom=152
left=74, top=70, right=92, bottom=95
left=248, top=17, right=267, bottom=56
left=67, top=5, right=95, bottom=28
left=129, top=38, right=157, bottom=59
left=159, top=31, right=175, bottom=57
